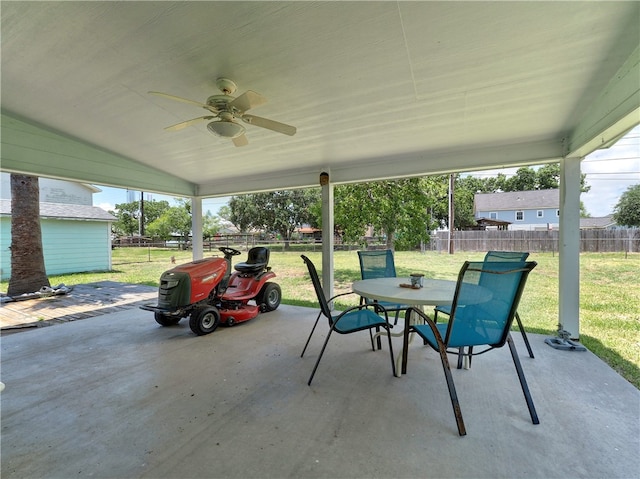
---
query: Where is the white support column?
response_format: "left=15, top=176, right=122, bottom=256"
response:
left=320, top=172, right=334, bottom=305
left=558, top=157, right=582, bottom=339
left=191, top=196, right=203, bottom=261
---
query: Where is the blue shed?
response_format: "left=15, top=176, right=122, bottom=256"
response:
left=1, top=200, right=115, bottom=281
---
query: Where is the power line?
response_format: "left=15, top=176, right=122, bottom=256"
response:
left=582, top=156, right=639, bottom=162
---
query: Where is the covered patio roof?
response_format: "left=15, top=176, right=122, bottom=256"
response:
left=1, top=2, right=638, bottom=195
left=1, top=2, right=639, bottom=339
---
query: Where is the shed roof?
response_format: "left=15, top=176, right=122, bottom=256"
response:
left=474, top=189, right=559, bottom=213
left=580, top=215, right=617, bottom=229
left=0, top=200, right=115, bottom=222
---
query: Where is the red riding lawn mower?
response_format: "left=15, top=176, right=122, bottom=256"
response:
left=140, top=246, right=281, bottom=335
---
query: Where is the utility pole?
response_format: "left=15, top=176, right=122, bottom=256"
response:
left=139, top=191, right=145, bottom=236
left=448, top=174, right=455, bottom=254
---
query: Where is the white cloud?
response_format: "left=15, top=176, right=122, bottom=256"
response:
left=96, top=202, right=116, bottom=212
left=581, top=126, right=640, bottom=216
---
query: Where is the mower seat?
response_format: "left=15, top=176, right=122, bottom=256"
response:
left=234, top=247, right=270, bottom=274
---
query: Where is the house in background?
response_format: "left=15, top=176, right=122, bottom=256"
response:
left=474, top=189, right=560, bottom=231
left=579, top=215, right=617, bottom=229
left=0, top=174, right=115, bottom=281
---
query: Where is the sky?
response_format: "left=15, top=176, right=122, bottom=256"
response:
left=93, top=125, right=640, bottom=218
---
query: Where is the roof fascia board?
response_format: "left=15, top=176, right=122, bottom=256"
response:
left=330, top=139, right=563, bottom=184
left=564, top=45, right=640, bottom=159
left=0, top=112, right=196, bottom=197
left=197, top=138, right=563, bottom=197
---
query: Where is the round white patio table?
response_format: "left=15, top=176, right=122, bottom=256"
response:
left=352, top=277, right=458, bottom=376
left=352, top=277, right=457, bottom=308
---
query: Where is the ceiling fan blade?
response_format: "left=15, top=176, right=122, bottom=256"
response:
left=149, top=91, right=212, bottom=109
left=241, top=114, right=296, bottom=136
left=229, top=90, right=267, bottom=113
left=164, top=116, right=214, bottom=131
left=232, top=133, right=249, bottom=147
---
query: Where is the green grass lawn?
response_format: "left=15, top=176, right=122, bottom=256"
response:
left=3, top=247, right=638, bottom=388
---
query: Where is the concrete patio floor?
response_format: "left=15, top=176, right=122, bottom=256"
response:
left=1, top=302, right=638, bottom=479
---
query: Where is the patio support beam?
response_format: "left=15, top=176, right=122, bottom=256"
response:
left=320, top=172, right=334, bottom=305
left=558, top=156, right=582, bottom=339
left=0, top=112, right=196, bottom=197
left=564, top=45, right=640, bottom=159
left=191, top=197, right=203, bottom=261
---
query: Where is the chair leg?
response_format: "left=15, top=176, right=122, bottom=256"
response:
left=436, top=342, right=466, bottom=436
left=368, top=329, right=376, bottom=351
left=384, top=326, right=397, bottom=377
left=412, top=308, right=466, bottom=436
left=507, top=334, right=539, bottom=425
left=401, top=310, right=411, bottom=375
left=307, top=327, right=335, bottom=386
left=301, top=311, right=323, bottom=358
left=515, top=312, right=535, bottom=358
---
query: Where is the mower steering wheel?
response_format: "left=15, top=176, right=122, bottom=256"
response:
left=219, top=247, right=241, bottom=257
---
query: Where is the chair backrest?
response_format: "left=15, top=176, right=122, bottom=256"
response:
left=480, top=251, right=529, bottom=287
left=484, top=251, right=529, bottom=262
left=445, top=261, right=537, bottom=348
left=357, top=249, right=397, bottom=279
left=301, top=255, right=333, bottom=321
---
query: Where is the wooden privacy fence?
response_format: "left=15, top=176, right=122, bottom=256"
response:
left=433, top=229, right=640, bottom=253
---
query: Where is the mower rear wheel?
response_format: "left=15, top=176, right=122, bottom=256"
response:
left=154, top=312, right=181, bottom=327
left=258, top=282, right=281, bottom=312
left=189, top=306, right=221, bottom=336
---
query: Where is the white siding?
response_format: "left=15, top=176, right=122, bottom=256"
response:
left=0, top=173, right=96, bottom=205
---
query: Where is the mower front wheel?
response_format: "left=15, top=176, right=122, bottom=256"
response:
left=189, top=306, right=221, bottom=336
left=258, top=282, right=282, bottom=312
left=155, top=312, right=181, bottom=327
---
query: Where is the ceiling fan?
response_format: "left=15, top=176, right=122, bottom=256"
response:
left=149, top=78, right=296, bottom=147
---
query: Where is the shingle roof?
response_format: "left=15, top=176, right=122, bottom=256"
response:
left=580, top=215, right=616, bottom=229
left=474, top=189, right=559, bottom=213
left=0, top=200, right=115, bottom=221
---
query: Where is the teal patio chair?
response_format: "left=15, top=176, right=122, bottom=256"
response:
left=300, top=255, right=396, bottom=385
left=434, top=251, right=534, bottom=360
left=402, top=260, right=539, bottom=436
left=357, top=249, right=409, bottom=326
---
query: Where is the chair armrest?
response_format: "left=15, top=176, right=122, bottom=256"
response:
left=327, top=291, right=356, bottom=303
left=334, top=302, right=391, bottom=324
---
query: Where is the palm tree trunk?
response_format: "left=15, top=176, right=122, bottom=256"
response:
left=7, top=174, right=50, bottom=296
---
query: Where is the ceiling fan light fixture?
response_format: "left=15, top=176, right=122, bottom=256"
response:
left=207, top=120, right=245, bottom=138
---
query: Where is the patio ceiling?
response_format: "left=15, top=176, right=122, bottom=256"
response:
left=1, top=1, right=639, bottom=198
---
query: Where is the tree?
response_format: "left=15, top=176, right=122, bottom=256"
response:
left=7, top=175, right=50, bottom=296
left=202, top=210, right=222, bottom=239
left=536, top=163, right=561, bottom=190
left=334, top=177, right=445, bottom=250
left=146, top=200, right=192, bottom=247
left=613, top=184, right=640, bottom=226
left=505, top=167, right=537, bottom=191
left=110, top=199, right=170, bottom=237
left=449, top=175, right=484, bottom=229
left=217, top=205, right=232, bottom=222
left=229, top=190, right=319, bottom=248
